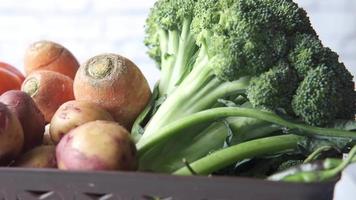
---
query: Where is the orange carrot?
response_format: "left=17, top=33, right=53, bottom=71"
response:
left=73, top=53, right=151, bottom=129
left=22, top=70, right=74, bottom=122
left=24, top=40, right=79, bottom=79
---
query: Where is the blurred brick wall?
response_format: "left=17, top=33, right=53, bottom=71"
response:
left=0, top=0, right=355, bottom=87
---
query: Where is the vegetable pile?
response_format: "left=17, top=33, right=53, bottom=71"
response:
left=0, top=0, right=354, bottom=185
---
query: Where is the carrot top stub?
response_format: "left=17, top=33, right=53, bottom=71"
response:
left=22, top=78, right=39, bottom=97
left=87, top=56, right=115, bottom=79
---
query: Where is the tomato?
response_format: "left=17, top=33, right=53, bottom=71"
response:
left=0, top=62, right=25, bottom=95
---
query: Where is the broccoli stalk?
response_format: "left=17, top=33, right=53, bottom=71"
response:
left=268, top=145, right=356, bottom=182
left=141, top=47, right=252, bottom=139
left=137, top=107, right=356, bottom=156
left=139, top=116, right=280, bottom=172
left=145, top=0, right=198, bottom=96
left=173, top=134, right=304, bottom=176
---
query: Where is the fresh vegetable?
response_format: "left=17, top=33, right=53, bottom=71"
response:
left=42, top=125, right=54, bottom=145
left=0, top=102, right=24, bottom=165
left=0, top=90, right=45, bottom=151
left=13, top=145, right=57, bottom=168
left=0, top=62, right=25, bottom=95
left=24, top=40, right=79, bottom=79
left=56, top=120, right=137, bottom=171
left=133, top=0, right=356, bottom=175
left=268, top=145, right=356, bottom=183
left=74, top=53, right=151, bottom=129
left=21, top=70, right=74, bottom=122
left=140, top=0, right=355, bottom=139
left=50, top=100, right=114, bottom=144
left=174, top=135, right=303, bottom=175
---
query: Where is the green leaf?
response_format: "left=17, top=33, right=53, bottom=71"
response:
left=131, top=83, right=164, bottom=142
left=297, top=136, right=351, bottom=155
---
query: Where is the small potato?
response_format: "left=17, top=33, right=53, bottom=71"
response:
left=14, top=145, right=57, bottom=168
left=56, top=120, right=137, bottom=171
left=0, top=90, right=45, bottom=151
left=50, top=100, right=114, bottom=144
left=0, top=103, right=24, bottom=165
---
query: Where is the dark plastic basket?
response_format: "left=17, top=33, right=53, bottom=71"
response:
left=0, top=168, right=336, bottom=200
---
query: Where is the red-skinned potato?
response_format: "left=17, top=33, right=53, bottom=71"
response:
left=50, top=100, right=114, bottom=144
left=0, top=90, right=45, bottom=151
left=73, top=54, right=151, bottom=129
left=14, top=145, right=57, bottom=168
left=56, top=120, right=137, bottom=171
left=0, top=102, right=24, bottom=165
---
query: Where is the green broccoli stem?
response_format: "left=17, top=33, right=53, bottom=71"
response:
left=165, top=18, right=198, bottom=94
left=159, top=29, right=179, bottom=96
left=158, top=18, right=199, bottom=96
left=282, top=145, right=356, bottom=182
left=137, top=107, right=356, bottom=156
left=139, top=117, right=280, bottom=172
left=141, top=49, right=251, bottom=140
left=303, top=146, right=333, bottom=164
left=173, top=134, right=303, bottom=175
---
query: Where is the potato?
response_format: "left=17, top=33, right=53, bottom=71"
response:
left=50, top=100, right=114, bottom=144
left=0, top=90, right=45, bottom=151
left=56, top=120, right=137, bottom=171
left=13, top=145, right=57, bottom=168
left=0, top=102, right=24, bottom=165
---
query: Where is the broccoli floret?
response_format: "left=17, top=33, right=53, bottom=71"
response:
left=247, top=61, right=299, bottom=114
left=288, top=33, right=324, bottom=78
left=292, top=65, right=341, bottom=126
left=291, top=44, right=355, bottom=126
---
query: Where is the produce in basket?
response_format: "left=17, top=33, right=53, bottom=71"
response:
left=21, top=70, right=74, bottom=122
left=24, top=40, right=79, bottom=79
left=50, top=100, right=114, bottom=144
left=13, top=145, right=57, bottom=168
left=56, top=120, right=137, bottom=171
left=74, top=53, right=151, bottom=129
left=42, top=125, right=54, bottom=145
left=0, top=103, right=24, bottom=165
left=0, top=90, right=45, bottom=151
left=0, top=62, right=25, bottom=95
left=131, top=0, right=356, bottom=182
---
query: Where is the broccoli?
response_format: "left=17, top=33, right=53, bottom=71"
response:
left=145, top=0, right=198, bottom=96
left=140, top=0, right=355, bottom=139
left=136, top=0, right=356, bottom=173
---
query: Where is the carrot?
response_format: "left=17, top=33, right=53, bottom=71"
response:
left=21, top=70, right=74, bottom=122
left=24, top=40, right=79, bottom=79
left=73, top=53, right=151, bottom=129
left=0, top=62, right=25, bottom=94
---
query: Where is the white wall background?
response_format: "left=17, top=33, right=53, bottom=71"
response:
left=0, top=0, right=355, bottom=87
